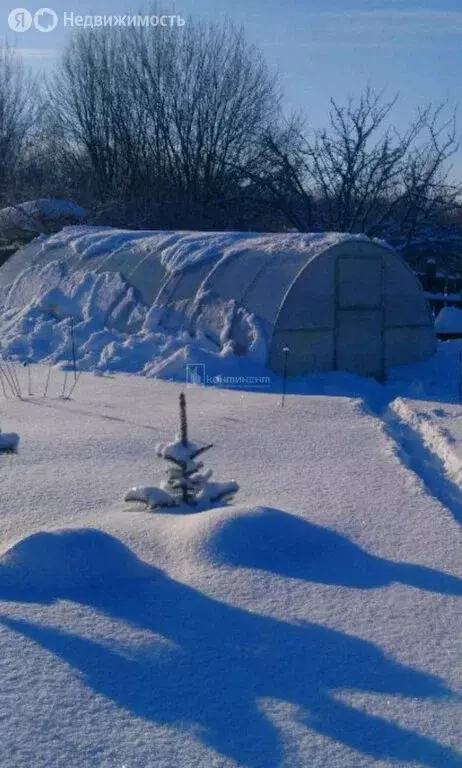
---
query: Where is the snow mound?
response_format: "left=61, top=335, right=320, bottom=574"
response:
left=0, top=199, right=86, bottom=234
left=197, top=507, right=328, bottom=568
left=186, top=506, right=383, bottom=586
left=156, top=505, right=326, bottom=570
left=435, top=306, right=462, bottom=334
left=0, top=528, right=148, bottom=588
left=0, top=258, right=272, bottom=379
left=0, top=432, right=19, bottom=453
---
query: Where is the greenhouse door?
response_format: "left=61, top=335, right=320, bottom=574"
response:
left=334, top=254, right=385, bottom=379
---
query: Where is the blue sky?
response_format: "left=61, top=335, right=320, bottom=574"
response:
left=2, top=0, right=462, bottom=170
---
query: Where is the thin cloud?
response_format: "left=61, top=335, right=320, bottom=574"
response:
left=261, top=9, right=462, bottom=47
left=275, top=9, right=462, bottom=34
left=298, top=10, right=462, bottom=22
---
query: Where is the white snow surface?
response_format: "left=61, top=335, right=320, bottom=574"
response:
left=0, top=362, right=461, bottom=767
left=22, top=225, right=367, bottom=274
left=0, top=250, right=269, bottom=374
left=0, top=261, right=214, bottom=375
left=0, top=200, right=87, bottom=233
left=435, top=306, right=462, bottom=334
left=1, top=528, right=148, bottom=587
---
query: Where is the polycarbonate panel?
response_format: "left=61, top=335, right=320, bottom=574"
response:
left=383, top=254, right=432, bottom=327
left=167, top=260, right=220, bottom=303
left=95, top=246, right=142, bottom=275
left=240, top=252, right=308, bottom=325
left=270, top=329, right=334, bottom=375
left=208, top=249, right=275, bottom=303
left=276, top=252, right=335, bottom=330
left=129, top=252, right=170, bottom=305
left=336, top=308, right=384, bottom=378
left=337, top=256, right=382, bottom=308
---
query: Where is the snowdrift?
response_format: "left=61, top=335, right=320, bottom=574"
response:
left=0, top=199, right=87, bottom=236
left=0, top=528, right=148, bottom=588
left=0, top=244, right=270, bottom=381
left=435, top=306, right=462, bottom=335
left=0, top=432, right=19, bottom=453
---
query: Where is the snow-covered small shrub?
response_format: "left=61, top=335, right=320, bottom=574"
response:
left=0, top=429, right=19, bottom=453
left=125, top=392, right=238, bottom=512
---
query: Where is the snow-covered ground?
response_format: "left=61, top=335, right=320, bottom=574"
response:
left=435, top=306, right=462, bottom=335
left=0, top=365, right=461, bottom=768
left=0, top=226, right=461, bottom=766
left=0, top=200, right=87, bottom=235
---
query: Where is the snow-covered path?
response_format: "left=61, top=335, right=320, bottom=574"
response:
left=0, top=371, right=461, bottom=767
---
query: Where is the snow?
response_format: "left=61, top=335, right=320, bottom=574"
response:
left=0, top=200, right=87, bottom=233
left=21, top=226, right=367, bottom=275
left=0, top=528, right=148, bottom=588
left=0, top=432, right=19, bottom=452
left=157, top=436, right=207, bottom=463
left=0, top=257, right=273, bottom=376
left=126, top=423, right=239, bottom=510
left=435, top=306, right=462, bottom=334
left=124, top=486, right=178, bottom=509
left=0, top=358, right=462, bottom=766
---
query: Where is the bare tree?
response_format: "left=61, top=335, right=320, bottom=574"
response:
left=129, top=19, right=279, bottom=226
left=0, top=44, right=40, bottom=206
left=259, top=88, right=461, bottom=243
left=48, top=16, right=281, bottom=229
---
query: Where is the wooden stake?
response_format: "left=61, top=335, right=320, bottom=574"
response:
left=180, top=392, right=188, bottom=446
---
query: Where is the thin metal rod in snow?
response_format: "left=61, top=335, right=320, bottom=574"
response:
left=6, top=360, right=22, bottom=400
left=0, top=363, right=14, bottom=397
left=281, top=346, right=290, bottom=408
left=61, top=370, right=69, bottom=399
left=1, top=365, right=14, bottom=397
left=70, top=318, right=77, bottom=382
left=0, top=366, right=8, bottom=398
left=43, top=361, right=53, bottom=398
left=63, top=371, right=83, bottom=400
left=24, top=361, right=32, bottom=397
left=1, top=359, right=20, bottom=399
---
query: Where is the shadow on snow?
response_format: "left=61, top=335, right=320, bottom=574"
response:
left=0, top=520, right=461, bottom=767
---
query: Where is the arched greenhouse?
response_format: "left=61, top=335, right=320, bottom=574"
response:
left=0, top=228, right=436, bottom=379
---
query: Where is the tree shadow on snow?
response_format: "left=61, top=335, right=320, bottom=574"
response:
left=0, top=527, right=461, bottom=767
left=208, top=508, right=462, bottom=595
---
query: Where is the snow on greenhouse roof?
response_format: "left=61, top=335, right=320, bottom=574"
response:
left=0, top=226, right=373, bottom=321
left=25, top=226, right=370, bottom=274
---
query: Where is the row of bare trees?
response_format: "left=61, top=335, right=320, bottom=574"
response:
left=255, top=91, right=461, bottom=245
left=1, top=19, right=461, bottom=249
